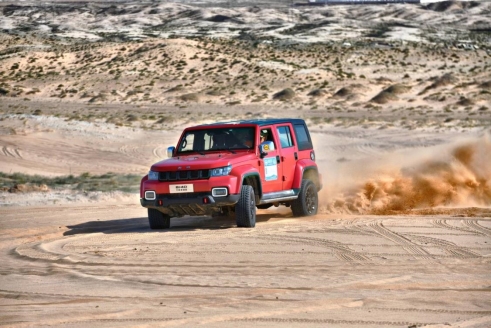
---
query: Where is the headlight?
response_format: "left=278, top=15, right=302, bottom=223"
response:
left=148, top=170, right=159, bottom=181
left=210, top=165, right=232, bottom=177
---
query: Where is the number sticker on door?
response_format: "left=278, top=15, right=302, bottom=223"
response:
left=263, top=157, right=278, bottom=181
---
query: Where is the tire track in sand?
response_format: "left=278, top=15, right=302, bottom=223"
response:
left=233, top=317, right=437, bottom=326
left=407, top=234, right=481, bottom=259
left=255, top=234, right=370, bottom=263
left=368, top=221, right=434, bottom=259
left=432, top=219, right=483, bottom=236
left=346, top=220, right=434, bottom=260
left=2, top=145, right=23, bottom=158
left=464, top=220, right=491, bottom=236
left=152, top=145, right=168, bottom=159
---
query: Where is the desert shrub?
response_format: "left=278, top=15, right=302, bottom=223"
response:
left=88, top=93, right=107, bottom=103
left=206, top=89, right=222, bottom=96
left=126, top=114, right=139, bottom=122
left=384, top=84, right=411, bottom=95
left=479, top=81, right=491, bottom=90
left=333, top=84, right=365, bottom=99
left=273, top=88, right=295, bottom=101
left=371, top=84, right=411, bottom=104
left=127, top=90, right=143, bottom=96
left=307, top=89, right=327, bottom=97
left=0, top=87, right=9, bottom=96
left=456, top=97, right=474, bottom=106
left=156, top=116, right=173, bottom=124
left=180, top=93, right=200, bottom=101
left=165, top=85, right=184, bottom=93
left=106, top=116, right=122, bottom=125
left=419, top=73, right=458, bottom=95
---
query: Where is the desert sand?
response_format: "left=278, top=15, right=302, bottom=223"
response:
left=1, top=0, right=491, bottom=327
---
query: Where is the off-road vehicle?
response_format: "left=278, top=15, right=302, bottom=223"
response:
left=140, top=118, right=322, bottom=228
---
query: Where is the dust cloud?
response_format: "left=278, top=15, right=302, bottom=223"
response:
left=318, top=134, right=491, bottom=214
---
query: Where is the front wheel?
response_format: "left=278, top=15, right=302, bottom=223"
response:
left=236, top=185, right=256, bottom=228
left=291, top=179, right=318, bottom=217
left=148, top=208, right=171, bottom=229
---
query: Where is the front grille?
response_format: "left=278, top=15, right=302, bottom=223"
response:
left=159, top=169, right=210, bottom=181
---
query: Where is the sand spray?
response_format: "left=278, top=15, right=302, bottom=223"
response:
left=316, top=133, right=491, bottom=214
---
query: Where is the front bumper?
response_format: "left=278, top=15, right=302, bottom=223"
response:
left=141, top=193, right=240, bottom=217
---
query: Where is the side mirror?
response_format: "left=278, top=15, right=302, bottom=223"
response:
left=167, top=146, right=175, bottom=158
left=259, top=141, right=275, bottom=158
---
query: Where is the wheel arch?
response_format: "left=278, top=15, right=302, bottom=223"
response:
left=303, top=167, right=321, bottom=191
left=293, top=161, right=321, bottom=191
left=241, top=173, right=262, bottom=202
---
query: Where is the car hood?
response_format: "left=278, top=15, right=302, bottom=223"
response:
left=151, top=152, right=256, bottom=171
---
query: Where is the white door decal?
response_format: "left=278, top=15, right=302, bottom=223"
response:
left=264, top=157, right=278, bottom=181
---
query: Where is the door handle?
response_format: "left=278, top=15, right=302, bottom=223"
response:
left=276, top=155, right=280, bottom=164
left=294, top=152, right=298, bottom=160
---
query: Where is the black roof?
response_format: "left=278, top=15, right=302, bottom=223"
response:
left=198, top=118, right=307, bottom=128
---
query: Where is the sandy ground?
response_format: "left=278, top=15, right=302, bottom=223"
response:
left=1, top=114, right=490, bottom=327
left=1, top=0, right=491, bottom=327
left=1, top=205, right=491, bottom=327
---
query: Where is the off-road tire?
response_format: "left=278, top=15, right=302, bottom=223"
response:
left=236, top=185, right=256, bottom=228
left=148, top=208, right=171, bottom=229
left=291, top=179, right=318, bottom=217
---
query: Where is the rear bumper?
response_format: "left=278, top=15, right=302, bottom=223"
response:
left=141, top=193, right=240, bottom=217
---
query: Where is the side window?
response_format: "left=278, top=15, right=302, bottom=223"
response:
left=260, top=128, right=275, bottom=146
left=276, top=126, right=294, bottom=148
left=294, top=124, right=313, bottom=151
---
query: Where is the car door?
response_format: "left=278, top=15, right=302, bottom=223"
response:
left=258, top=127, right=283, bottom=193
left=276, top=124, right=297, bottom=190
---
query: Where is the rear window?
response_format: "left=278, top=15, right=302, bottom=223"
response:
left=277, top=126, right=294, bottom=148
left=293, top=124, right=313, bottom=151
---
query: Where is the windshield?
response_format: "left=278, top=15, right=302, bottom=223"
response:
left=178, top=127, right=255, bottom=153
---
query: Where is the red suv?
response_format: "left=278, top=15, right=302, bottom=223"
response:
left=140, top=118, right=322, bottom=229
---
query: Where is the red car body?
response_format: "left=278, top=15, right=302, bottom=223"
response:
left=140, top=119, right=322, bottom=229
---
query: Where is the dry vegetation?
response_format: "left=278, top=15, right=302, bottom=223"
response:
left=0, top=1, right=490, bottom=131
left=1, top=35, right=490, bottom=130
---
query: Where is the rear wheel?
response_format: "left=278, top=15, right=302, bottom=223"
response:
left=148, top=208, right=171, bottom=229
left=291, top=179, right=318, bottom=217
left=236, top=185, right=256, bottom=228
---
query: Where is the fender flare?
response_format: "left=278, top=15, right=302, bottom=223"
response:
left=292, top=160, right=321, bottom=191
left=231, top=165, right=262, bottom=196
